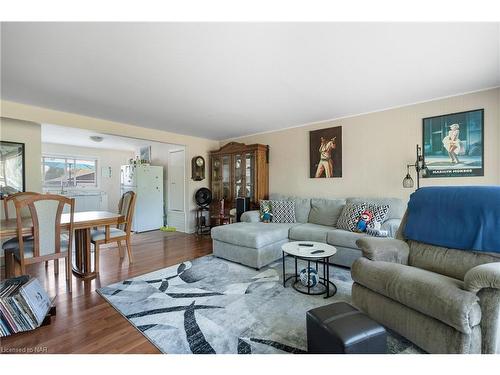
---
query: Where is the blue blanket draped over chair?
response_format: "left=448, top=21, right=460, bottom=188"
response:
left=404, top=186, right=500, bottom=253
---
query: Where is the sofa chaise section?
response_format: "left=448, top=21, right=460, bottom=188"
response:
left=211, top=222, right=297, bottom=269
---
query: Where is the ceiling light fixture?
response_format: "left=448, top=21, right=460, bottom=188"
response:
left=90, top=136, right=104, bottom=142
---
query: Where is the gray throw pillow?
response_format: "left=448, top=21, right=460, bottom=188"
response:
left=337, top=203, right=367, bottom=231
left=308, top=198, right=346, bottom=226
left=271, top=200, right=296, bottom=223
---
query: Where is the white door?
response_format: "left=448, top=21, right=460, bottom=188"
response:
left=167, top=149, right=186, bottom=232
left=168, top=150, right=185, bottom=212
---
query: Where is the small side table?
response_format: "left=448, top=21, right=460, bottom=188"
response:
left=282, top=241, right=337, bottom=298
left=195, top=206, right=211, bottom=235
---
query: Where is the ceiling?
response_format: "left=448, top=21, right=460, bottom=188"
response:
left=41, top=124, right=184, bottom=152
left=2, top=22, right=499, bottom=140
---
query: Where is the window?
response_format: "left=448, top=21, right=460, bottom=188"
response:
left=42, top=155, right=97, bottom=188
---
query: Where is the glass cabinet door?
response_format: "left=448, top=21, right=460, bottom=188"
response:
left=211, top=156, right=222, bottom=200
left=222, top=155, right=231, bottom=200
left=234, top=154, right=243, bottom=198
left=245, top=152, right=254, bottom=201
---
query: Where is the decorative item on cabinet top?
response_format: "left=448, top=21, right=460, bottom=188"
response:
left=209, top=142, right=269, bottom=208
left=191, top=156, right=206, bottom=181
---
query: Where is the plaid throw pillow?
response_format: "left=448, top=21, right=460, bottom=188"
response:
left=337, top=203, right=367, bottom=232
left=271, top=200, right=296, bottom=223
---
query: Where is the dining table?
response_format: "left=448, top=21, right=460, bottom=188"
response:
left=0, top=210, right=124, bottom=279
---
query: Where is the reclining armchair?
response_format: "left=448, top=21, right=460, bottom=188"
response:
left=351, top=213, right=500, bottom=354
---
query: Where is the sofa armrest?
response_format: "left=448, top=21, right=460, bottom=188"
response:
left=464, top=262, right=500, bottom=293
left=464, top=262, right=500, bottom=353
left=240, top=210, right=261, bottom=223
left=380, top=219, right=401, bottom=238
left=355, top=237, right=409, bottom=264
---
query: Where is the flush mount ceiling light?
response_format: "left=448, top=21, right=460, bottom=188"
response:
left=89, top=135, right=104, bottom=142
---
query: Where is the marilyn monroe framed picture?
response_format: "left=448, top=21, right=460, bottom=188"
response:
left=422, top=109, right=484, bottom=178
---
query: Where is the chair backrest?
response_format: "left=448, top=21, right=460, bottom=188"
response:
left=3, top=192, right=40, bottom=220
left=15, top=194, right=75, bottom=261
left=397, top=209, right=500, bottom=280
left=117, top=191, right=136, bottom=233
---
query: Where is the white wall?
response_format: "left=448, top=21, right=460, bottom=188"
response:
left=223, top=88, right=500, bottom=203
left=1, top=100, right=219, bottom=233
left=42, top=143, right=134, bottom=212
left=0, top=117, right=42, bottom=192
left=0, top=117, right=42, bottom=220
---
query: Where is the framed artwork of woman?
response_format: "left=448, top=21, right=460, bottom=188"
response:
left=422, top=109, right=484, bottom=178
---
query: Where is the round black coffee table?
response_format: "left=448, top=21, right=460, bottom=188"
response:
left=282, top=241, right=337, bottom=298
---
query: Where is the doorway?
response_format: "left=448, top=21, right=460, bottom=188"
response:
left=41, top=124, right=188, bottom=233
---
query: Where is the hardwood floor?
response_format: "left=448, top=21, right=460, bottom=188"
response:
left=0, top=230, right=213, bottom=353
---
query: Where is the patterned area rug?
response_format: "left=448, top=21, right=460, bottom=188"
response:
left=97, top=255, right=423, bottom=354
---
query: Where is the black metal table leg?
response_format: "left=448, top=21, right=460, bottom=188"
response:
left=282, top=251, right=285, bottom=287
left=295, top=256, right=298, bottom=283
left=307, top=260, right=311, bottom=294
left=326, top=256, right=330, bottom=298
left=323, top=257, right=326, bottom=291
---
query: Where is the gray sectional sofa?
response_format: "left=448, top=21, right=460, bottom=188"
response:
left=211, top=194, right=404, bottom=269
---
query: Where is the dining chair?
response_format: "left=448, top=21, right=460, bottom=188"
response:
left=2, top=191, right=40, bottom=253
left=3, top=191, right=40, bottom=220
left=91, top=191, right=136, bottom=273
left=4, top=194, right=75, bottom=292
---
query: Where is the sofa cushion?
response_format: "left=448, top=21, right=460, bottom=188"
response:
left=293, top=198, right=312, bottom=223
left=289, top=223, right=332, bottom=242
left=352, top=258, right=482, bottom=333
left=308, top=198, right=346, bottom=226
left=380, top=219, right=401, bottom=238
left=270, top=194, right=311, bottom=223
left=347, top=197, right=404, bottom=221
left=240, top=210, right=261, bottom=223
left=210, top=222, right=296, bottom=249
left=327, top=229, right=368, bottom=249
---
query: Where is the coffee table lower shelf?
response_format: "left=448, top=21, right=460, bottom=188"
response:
left=282, top=252, right=337, bottom=299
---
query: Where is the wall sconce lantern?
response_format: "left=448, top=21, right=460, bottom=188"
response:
left=403, top=144, right=427, bottom=189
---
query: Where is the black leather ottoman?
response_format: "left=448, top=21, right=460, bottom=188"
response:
left=306, top=302, right=387, bottom=354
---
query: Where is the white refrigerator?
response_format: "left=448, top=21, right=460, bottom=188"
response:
left=121, top=164, right=164, bottom=232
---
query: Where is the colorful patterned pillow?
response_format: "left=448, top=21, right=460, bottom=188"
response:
left=336, top=203, right=367, bottom=231
left=366, top=204, right=390, bottom=229
left=271, top=200, right=296, bottom=223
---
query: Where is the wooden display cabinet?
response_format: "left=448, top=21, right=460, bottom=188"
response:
left=209, top=142, right=269, bottom=211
